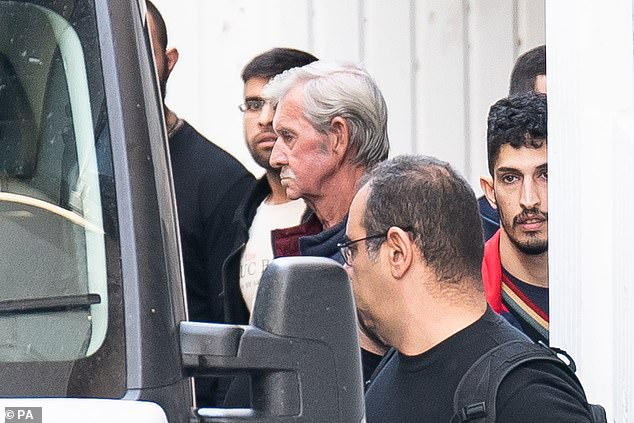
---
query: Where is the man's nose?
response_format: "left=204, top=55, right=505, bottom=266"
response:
left=258, top=102, right=274, bottom=128
left=520, top=179, right=541, bottom=210
left=269, top=137, right=287, bottom=169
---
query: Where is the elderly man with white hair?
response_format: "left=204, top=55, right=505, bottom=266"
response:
left=265, top=61, right=390, bottom=383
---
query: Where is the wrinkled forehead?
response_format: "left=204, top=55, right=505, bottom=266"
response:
left=272, top=85, right=308, bottom=127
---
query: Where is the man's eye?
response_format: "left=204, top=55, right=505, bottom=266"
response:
left=539, top=170, right=548, bottom=181
left=501, top=174, right=519, bottom=184
left=247, top=100, right=265, bottom=111
left=279, top=130, right=294, bottom=143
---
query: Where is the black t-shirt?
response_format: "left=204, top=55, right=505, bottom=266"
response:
left=365, top=308, right=592, bottom=423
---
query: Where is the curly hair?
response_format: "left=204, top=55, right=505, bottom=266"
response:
left=486, top=92, right=547, bottom=176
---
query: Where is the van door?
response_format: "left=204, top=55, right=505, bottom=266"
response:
left=0, top=1, right=192, bottom=421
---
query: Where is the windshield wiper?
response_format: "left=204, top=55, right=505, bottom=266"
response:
left=0, top=293, right=101, bottom=315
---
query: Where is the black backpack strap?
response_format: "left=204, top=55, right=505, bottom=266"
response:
left=451, top=340, right=579, bottom=423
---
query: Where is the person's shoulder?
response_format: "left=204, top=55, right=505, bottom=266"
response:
left=176, top=122, right=233, bottom=157
left=175, top=121, right=253, bottom=176
left=496, top=359, right=593, bottom=422
left=477, top=306, right=526, bottom=338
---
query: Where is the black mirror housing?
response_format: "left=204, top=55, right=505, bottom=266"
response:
left=180, top=257, right=365, bottom=422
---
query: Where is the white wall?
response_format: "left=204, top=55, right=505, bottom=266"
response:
left=151, top=0, right=544, bottom=189
left=548, top=0, right=634, bottom=420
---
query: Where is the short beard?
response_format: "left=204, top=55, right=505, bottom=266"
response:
left=500, top=207, right=548, bottom=256
left=250, top=150, right=274, bottom=171
left=511, top=236, right=548, bottom=255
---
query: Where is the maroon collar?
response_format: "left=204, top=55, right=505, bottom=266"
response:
left=271, top=214, right=323, bottom=258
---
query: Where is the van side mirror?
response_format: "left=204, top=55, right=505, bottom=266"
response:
left=180, top=257, right=365, bottom=423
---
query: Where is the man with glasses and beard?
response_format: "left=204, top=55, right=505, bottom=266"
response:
left=223, top=48, right=317, bottom=326
left=480, top=92, right=549, bottom=344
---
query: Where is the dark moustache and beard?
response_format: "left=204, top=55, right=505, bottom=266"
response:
left=503, top=207, right=549, bottom=255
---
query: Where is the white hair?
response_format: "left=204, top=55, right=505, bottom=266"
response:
left=263, top=60, right=389, bottom=168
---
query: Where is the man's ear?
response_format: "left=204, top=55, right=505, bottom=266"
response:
left=479, top=175, right=497, bottom=209
left=165, top=47, right=179, bottom=75
left=385, top=227, right=414, bottom=279
left=329, top=116, right=350, bottom=156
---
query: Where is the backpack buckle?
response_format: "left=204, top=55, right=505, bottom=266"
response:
left=461, top=402, right=486, bottom=421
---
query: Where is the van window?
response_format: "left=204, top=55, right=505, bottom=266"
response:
left=0, top=0, right=124, bottom=397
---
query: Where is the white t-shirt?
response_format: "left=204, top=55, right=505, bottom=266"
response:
left=239, top=198, right=306, bottom=312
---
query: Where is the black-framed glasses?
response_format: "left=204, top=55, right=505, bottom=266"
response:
left=337, top=233, right=387, bottom=266
left=238, top=99, right=268, bottom=113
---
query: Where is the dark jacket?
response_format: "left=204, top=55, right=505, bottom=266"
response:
left=478, top=195, right=500, bottom=241
left=222, top=190, right=345, bottom=324
left=221, top=210, right=349, bottom=408
left=272, top=215, right=346, bottom=263
left=221, top=177, right=272, bottom=324
left=169, top=120, right=255, bottom=324
left=481, top=229, right=549, bottom=344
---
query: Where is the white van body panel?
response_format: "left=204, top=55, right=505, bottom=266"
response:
left=0, top=398, right=168, bottom=423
